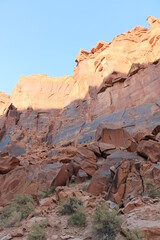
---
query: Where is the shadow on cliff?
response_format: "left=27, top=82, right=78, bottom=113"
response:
left=0, top=58, right=160, bottom=153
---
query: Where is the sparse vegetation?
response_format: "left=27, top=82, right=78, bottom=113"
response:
left=27, top=220, right=48, bottom=240
left=80, top=181, right=90, bottom=192
left=68, top=211, right=86, bottom=227
left=144, top=179, right=160, bottom=199
left=59, top=196, right=86, bottom=227
left=59, top=197, right=83, bottom=215
left=38, top=186, right=55, bottom=199
left=0, top=194, right=35, bottom=227
left=92, top=202, right=121, bottom=240
left=121, top=228, right=145, bottom=240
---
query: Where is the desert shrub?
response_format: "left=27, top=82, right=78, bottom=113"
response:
left=13, top=194, right=35, bottom=219
left=144, top=179, right=160, bottom=199
left=27, top=220, right=47, bottom=240
left=92, top=202, right=121, bottom=240
left=13, top=194, right=34, bottom=205
left=68, top=211, right=86, bottom=227
left=38, top=186, right=55, bottom=199
left=59, top=197, right=83, bottom=215
left=80, top=181, right=90, bottom=192
left=0, top=194, right=35, bottom=227
left=122, top=228, right=145, bottom=240
left=0, top=205, right=22, bottom=227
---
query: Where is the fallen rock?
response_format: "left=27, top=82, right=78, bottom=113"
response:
left=73, top=147, right=97, bottom=176
left=109, top=160, right=131, bottom=204
left=55, top=186, right=83, bottom=201
left=87, top=163, right=111, bottom=195
left=98, top=142, right=116, bottom=152
left=121, top=202, right=160, bottom=240
left=96, top=123, right=137, bottom=152
left=76, top=169, right=88, bottom=183
left=137, top=140, right=160, bottom=163
left=122, top=198, right=144, bottom=214
left=0, top=162, right=71, bottom=205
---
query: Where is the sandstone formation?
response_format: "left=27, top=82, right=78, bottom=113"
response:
left=0, top=92, right=10, bottom=115
left=0, top=16, right=160, bottom=239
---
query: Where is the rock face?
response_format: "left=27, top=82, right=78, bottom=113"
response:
left=0, top=16, right=160, bottom=216
left=0, top=16, right=160, bottom=240
left=0, top=92, right=10, bottom=115
left=12, top=17, right=160, bottom=112
left=4, top=16, right=159, bottom=149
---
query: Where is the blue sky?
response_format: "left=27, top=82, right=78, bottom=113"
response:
left=0, top=0, right=160, bottom=94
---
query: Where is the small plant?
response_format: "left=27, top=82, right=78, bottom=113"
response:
left=144, top=179, right=160, bottom=199
left=28, top=220, right=47, bottom=240
left=13, top=194, right=35, bottom=219
left=68, top=211, right=86, bottom=227
left=38, top=186, right=55, bottom=199
left=59, top=197, right=83, bottom=215
left=92, top=202, right=121, bottom=240
left=80, top=181, right=90, bottom=192
left=0, top=194, right=35, bottom=227
left=122, top=228, right=145, bottom=240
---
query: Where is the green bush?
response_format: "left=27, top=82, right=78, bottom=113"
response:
left=38, top=186, right=55, bottom=199
left=59, top=197, right=83, bottom=215
left=122, top=228, right=145, bottom=240
left=0, top=194, right=35, bottom=227
left=144, top=179, right=160, bottom=199
left=92, top=202, right=121, bottom=240
left=28, top=220, right=47, bottom=240
left=68, top=212, right=86, bottom=227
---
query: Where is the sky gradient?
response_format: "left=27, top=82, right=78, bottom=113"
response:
left=0, top=0, right=160, bottom=94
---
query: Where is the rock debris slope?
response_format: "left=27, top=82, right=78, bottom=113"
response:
left=0, top=16, right=160, bottom=240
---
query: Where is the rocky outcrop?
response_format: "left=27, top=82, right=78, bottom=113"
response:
left=137, top=140, right=160, bottom=163
left=0, top=92, right=10, bottom=115
left=2, top=16, right=158, bottom=150
left=121, top=201, right=160, bottom=240
left=0, top=17, right=160, bottom=229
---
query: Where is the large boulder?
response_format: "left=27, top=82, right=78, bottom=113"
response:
left=121, top=202, right=160, bottom=240
left=137, top=140, right=160, bottom=163
left=96, top=123, right=137, bottom=152
left=0, top=162, right=71, bottom=205
left=87, top=163, right=111, bottom=195
left=73, top=147, right=97, bottom=176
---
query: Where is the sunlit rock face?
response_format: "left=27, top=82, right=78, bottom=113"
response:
left=0, top=92, right=10, bottom=115
left=10, top=74, right=75, bottom=110
left=10, top=16, right=160, bottom=112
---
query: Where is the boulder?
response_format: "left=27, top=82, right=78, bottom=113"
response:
left=73, top=147, right=97, bottom=176
left=122, top=198, right=144, bottom=214
left=87, top=163, right=111, bottom=195
left=121, top=202, right=160, bottom=240
left=109, top=160, right=131, bottom=204
left=96, top=123, right=137, bottom=152
left=76, top=169, right=88, bottom=183
left=137, top=140, right=160, bottom=163
left=0, top=162, right=71, bottom=205
left=99, top=142, right=116, bottom=152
